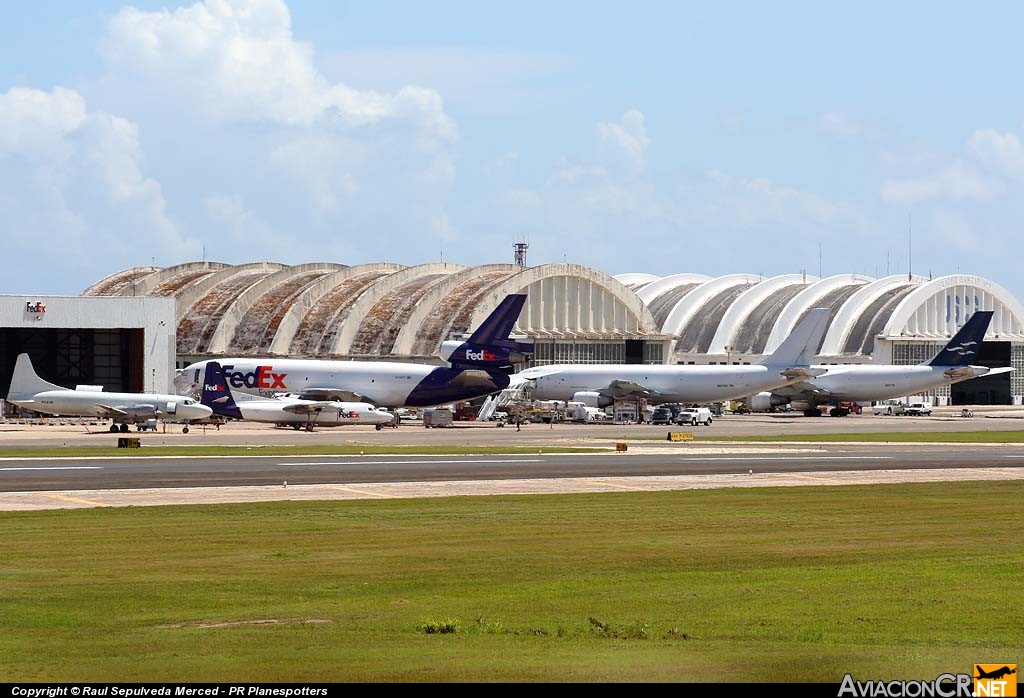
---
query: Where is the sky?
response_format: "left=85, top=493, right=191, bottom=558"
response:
left=2, top=0, right=1023, bottom=300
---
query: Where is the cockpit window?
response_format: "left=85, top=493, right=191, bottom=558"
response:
left=184, top=399, right=195, bottom=405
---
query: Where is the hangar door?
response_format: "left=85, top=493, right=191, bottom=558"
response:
left=0, top=328, right=145, bottom=398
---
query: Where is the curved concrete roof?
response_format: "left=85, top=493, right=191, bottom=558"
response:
left=85, top=264, right=1024, bottom=361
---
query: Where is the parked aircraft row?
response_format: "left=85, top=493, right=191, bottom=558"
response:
left=3, top=293, right=1009, bottom=428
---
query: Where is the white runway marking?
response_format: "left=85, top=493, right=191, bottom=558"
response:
left=674, top=456, right=892, bottom=462
left=0, top=466, right=104, bottom=471
left=281, top=459, right=546, bottom=466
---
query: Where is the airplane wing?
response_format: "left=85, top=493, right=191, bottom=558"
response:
left=93, top=404, right=158, bottom=418
left=450, top=370, right=505, bottom=389
left=945, top=365, right=1014, bottom=380
left=771, top=382, right=831, bottom=399
left=516, top=366, right=562, bottom=380
left=605, top=379, right=661, bottom=398
left=281, top=401, right=335, bottom=415
left=296, top=388, right=370, bottom=403
left=778, top=367, right=827, bottom=380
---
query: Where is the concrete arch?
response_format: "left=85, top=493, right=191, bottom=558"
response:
left=131, top=262, right=229, bottom=297
left=82, top=266, right=160, bottom=297
left=467, top=263, right=660, bottom=337
left=883, top=274, right=1024, bottom=340
left=334, top=263, right=467, bottom=355
left=269, top=263, right=407, bottom=356
left=764, top=274, right=872, bottom=355
left=819, top=275, right=928, bottom=355
left=174, top=262, right=288, bottom=323
left=207, top=263, right=346, bottom=354
left=708, top=274, right=815, bottom=355
left=661, top=275, right=761, bottom=349
left=393, top=264, right=520, bottom=356
left=613, top=272, right=661, bottom=291
left=637, top=273, right=712, bottom=305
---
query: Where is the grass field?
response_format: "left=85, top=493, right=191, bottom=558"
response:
left=1, top=482, right=1020, bottom=682
left=0, top=444, right=606, bottom=459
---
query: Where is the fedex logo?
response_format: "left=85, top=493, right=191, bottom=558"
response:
left=464, top=348, right=497, bottom=362
left=221, top=365, right=287, bottom=390
left=204, top=384, right=224, bottom=392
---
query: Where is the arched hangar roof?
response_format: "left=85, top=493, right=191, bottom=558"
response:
left=85, top=262, right=659, bottom=358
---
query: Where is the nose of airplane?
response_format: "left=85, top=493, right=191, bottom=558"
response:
left=185, top=404, right=214, bottom=421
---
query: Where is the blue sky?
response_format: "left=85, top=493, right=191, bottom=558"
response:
left=2, top=0, right=1023, bottom=299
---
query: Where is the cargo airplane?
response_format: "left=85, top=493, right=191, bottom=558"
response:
left=518, top=308, right=832, bottom=406
left=200, top=361, right=394, bottom=431
left=177, top=294, right=531, bottom=408
left=5, top=353, right=212, bottom=432
left=743, top=310, right=1013, bottom=416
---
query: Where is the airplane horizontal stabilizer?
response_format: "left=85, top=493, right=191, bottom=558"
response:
left=298, top=388, right=368, bottom=403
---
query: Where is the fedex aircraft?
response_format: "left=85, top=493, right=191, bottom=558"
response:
left=6, top=353, right=211, bottom=433
left=176, top=294, right=530, bottom=408
left=746, top=310, right=1013, bottom=416
left=200, top=361, right=394, bottom=431
left=519, top=307, right=832, bottom=406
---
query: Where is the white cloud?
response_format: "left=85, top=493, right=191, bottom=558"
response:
left=0, top=86, right=198, bottom=292
left=882, top=163, right=997, bottom=205
left=969, top=128, right=1024, bottom=178
left=818, top=111, right=865, bottom=138
left=101, top=0, right=455, bottom=143
left=597, top=110, right=650, bottom=176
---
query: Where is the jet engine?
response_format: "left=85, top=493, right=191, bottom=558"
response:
left=572, top=391, right=613, bottom=408
left=744, top=392, right=790, bottom=412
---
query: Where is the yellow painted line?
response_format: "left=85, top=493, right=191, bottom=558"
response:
left=321, top=485, right=394, bottom=498
left=41, top=493, right=110, bottom=508
left=580, top=479, right=647, bottom=492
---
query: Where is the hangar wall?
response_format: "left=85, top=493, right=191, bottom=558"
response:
left=0, top=295, right=176, bottom=396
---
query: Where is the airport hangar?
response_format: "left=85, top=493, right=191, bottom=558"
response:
left=3, top=263, right=1023, bottom=406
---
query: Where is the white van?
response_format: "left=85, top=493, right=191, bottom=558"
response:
left=677, top=407, right=713, bottom=426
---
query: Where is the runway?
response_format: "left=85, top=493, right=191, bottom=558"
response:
left=2, top=443, right=1024, bottom=493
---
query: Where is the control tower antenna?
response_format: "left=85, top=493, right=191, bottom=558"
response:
left=514, top=241, right=529, bottom=267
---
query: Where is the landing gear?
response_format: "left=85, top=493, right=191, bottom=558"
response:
left=292, top=425, right=302, bottom=431
left=829, top=407, right=851, bottom=417
left=305, top=423, right=314, bottom=432
left=182, top=426, right=190, bottom=433
left=119, top=423, right=129, bottom=433
left=109, top=424, right=120, bottom=433
left=803, top=408, right=820, bottom=417
left=375, top=424, right=383, bottom=431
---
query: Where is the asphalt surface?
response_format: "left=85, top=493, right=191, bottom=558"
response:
left=3, top=444, right=1024, bottom=492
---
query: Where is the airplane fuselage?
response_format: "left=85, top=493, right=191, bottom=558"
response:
left=8, top=389, right=211, bottom=422
left=800, top=364, right=993, bottom=403
left=178, top=358, right=509, bottom=407
left=523, top=364, right=806, bottom=404
left=234, top=400, right=394, bottom=426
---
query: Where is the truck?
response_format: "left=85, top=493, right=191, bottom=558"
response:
left=905, top=401, right=933, bottom=416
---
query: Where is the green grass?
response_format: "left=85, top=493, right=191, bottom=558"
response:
left=0, top=444, right=606, bottom=459
left=1, top=482, right=1021, bottom=682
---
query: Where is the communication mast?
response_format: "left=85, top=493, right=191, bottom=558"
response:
left=514, top=241, right=529, bottom=267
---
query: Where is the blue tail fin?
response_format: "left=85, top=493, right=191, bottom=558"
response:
left=200, top=361, right=243, bottom=419
left=444, top=294, right=532, bottom=369
left=929, top=311, right=993, bottom=366
left=468, top=294, right=530, bottom=351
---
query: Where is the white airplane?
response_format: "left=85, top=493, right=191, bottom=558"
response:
left=744, top=310, right=1014, bottom=416
left=5, top=353, right=212, bottom=433
left=519, top=308, right=832, bottom=406
left=176, top=295, right=531, bottom=408
left=200, top=361, right=395, bottom=431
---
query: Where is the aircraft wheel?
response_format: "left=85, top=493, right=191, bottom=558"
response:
left=109, top=424, right=119, bottom=433
left=375, top=424, right=383, bottom=431
left=183, top=426, right=189, bottom=434
left=292, top=425, right=301, bottom=431
left=803, top=408, right=820, bottom=417
left=305, top=424, right=313, bottom=432
left=119, top=423, right=129, bottom=433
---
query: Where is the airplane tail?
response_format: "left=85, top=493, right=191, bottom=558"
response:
left=7, top=353, right=63, bottom=400
left=928, top=311, right=993, bottom=366
left=200, top=361, right=243, bottom=419
left=441, top=294, right=533, bottom=369
left=760, top=308, right=831, bottom=370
